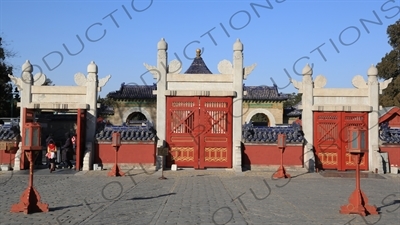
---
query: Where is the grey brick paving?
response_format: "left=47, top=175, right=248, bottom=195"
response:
left=0, top=168, right=399, bottom=225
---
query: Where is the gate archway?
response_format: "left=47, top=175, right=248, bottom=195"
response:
left=291, top=64, right=393, bottom=172
left=9, top=60, right=111, bottom=171
left=145, top=38, right=256, bottom=171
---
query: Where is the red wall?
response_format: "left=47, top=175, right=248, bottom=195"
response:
left=0, top=150, right=16, bottom=166
left=380, top=145, right=400, bottom=167
left=96, top=142, right=156, bottom=164
left=243, top=144, right=303, bottom=166
left=96, top=142, right=304, bottom=167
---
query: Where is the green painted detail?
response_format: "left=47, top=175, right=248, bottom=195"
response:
left=247, top=103, right=274, bottom=108
left=121, top=101, right=156, bottom=107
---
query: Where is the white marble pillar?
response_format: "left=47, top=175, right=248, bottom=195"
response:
left=232, top=39, right=244, bottom=172
left=301, top=64, right=315, bottom=172
left=156, top=38, right=168, bottom=168
left=83, top=61, right=99, bottom=170
left=14, top=60, right=33, bottom=170
left=367, top=65, right=381, bottom=173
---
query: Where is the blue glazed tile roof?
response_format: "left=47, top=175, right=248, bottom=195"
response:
left=242, top=122, right=304, bottom=143
left=379, top=121, right=400, bottom=144
left=95, top=122, right=155, bottom=142
left=107, top=83, right=289, bottom=101
left=243, top=85, right=289, bottom=101
left=184, top=56, right=213, bottom=74
left=107, top=83, right=157, bottom=100
left=0, top=124, right=20, bottom=141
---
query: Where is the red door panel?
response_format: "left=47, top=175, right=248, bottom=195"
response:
left=314, top=112, right=341, bottom=170
left=313, top=111, right=369, bottom=171
left=166, top=97, right=198, bottom=168
left=341, top=112, right=368, bottom=170
left=166, top=96, right=233, bottom=169
left=199, top=97, right=232, bottom=168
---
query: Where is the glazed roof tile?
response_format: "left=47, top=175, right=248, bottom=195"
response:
left=243, top=85, right=289, bottom=101
left=0, top=125, right=19, bottom=141
left=107, top=83, right=157, bottom=100
left=184, top=57, right=213, bottom=74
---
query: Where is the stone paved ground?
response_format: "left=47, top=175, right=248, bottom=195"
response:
left=0, top=168, right=399, bottom=225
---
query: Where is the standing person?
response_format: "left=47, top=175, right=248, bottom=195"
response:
left=45, top=134, right=54, bottom=169
left=61, top=132, right=73, bottom=169
left=46, top=140, right=57, bottom=172
left=71, top=134, right=77, bottom=154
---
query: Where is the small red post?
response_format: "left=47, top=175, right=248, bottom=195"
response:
left=340, top=153, right=378, bottom=215
left=11, top=123, right=49, bottom=214
left=108, top=132, right=125, bottom=177
left=273, top=134, right=291, bottom=179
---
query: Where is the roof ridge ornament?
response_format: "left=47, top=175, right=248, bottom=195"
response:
left=196, top=49, right=201, bottom=58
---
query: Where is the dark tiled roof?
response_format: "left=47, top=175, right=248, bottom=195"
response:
left=107, top=83, right=156, bottom=100
left=99, top=105, right=114, bottom=115
left=0, top=124, right=20, bottom=141
left=95, top=122, right=155, bottom=142
left=107, top=83, right=289, bottom=101
left=285, top=103, right=302, bottom=117
left=243, top=85, right=289, bottom=101
left=184, top=56, right=213, bottom=74
left=379, top=122, right=400, bottom=144
left=242, top=123, right=303, bottom=143
left=286, top=109, right=302, bottom=117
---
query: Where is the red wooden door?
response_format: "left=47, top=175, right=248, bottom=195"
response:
left=166, top=97, right=232, bottom=169
left=341, top=112, right=368, bottom=170
left=166, top=97, right=198, bottom=168
left=314, top=112, right=342, bottom=170
left=199, top=98, right=232, bottom=169
left=314, top=111, right=368, bottom=171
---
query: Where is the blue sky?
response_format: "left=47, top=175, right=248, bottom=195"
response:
left=0, top=0, right=399, bottom=97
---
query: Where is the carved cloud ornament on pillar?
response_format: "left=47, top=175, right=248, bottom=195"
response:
left=351, top=65, right=392, bottom=91
left=8, top=60, right=48, bottom=91
left=217, top=58, right=256, bottom=80
left=143, top=63, right=159, bottom=79
left=291, top=64, right=314, bottom=93
left=168, top=59, right=182, bottom=74
left=74, top=61, right=111, bottom=91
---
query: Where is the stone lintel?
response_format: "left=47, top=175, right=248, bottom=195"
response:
left=166, top=74, right=233, bottom=82
left=313, top=88, right=368, bottom=97
left=17, top=103, right=101, bottom=109
left=31, top=86, right=87, bottom=94
left=311, top=105, right=372, bottom=112
left=25, top=103, right=89, bottom=110
left=163, top=90, right=236, bottom=97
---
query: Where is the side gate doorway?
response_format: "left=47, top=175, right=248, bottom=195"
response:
left=314, top=111, right=369, bottom=171
left=20, top=108, right=86, bottom=171
left=166, top=96, right=232, bottom=169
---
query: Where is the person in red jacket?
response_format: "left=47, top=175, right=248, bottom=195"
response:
left=46, top=140, right=57, bottom=172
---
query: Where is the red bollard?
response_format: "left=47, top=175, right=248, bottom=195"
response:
left=11, top=123, right=49, bottom=214
left=340, top=153, right=378, bottom=215
left=340, top=127, right=378, bottom=216
left=273, top=134, right=290, bottom=179
left=108, top=132, right=125, bottom=177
